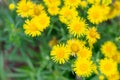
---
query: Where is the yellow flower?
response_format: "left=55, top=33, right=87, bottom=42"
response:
left=111, top=51, right=120, bottom=63
left=77, top=47, right=92, bottom=60
left=101, top=5, right=110, bottom=21
left=73, top=59, right=94, bottom=77
left=99, top=58, right=118, bottom=76
left=35, top=13, right=50, bottom=31
left=68, top=17, right=87, bottom=37
left=49, top=36, right=58, bottom=47
left=99, top=75, right=105, bottom=80
left=87, top=4, right=107, bottom=24
left=59, top=6, right=78, bottom=24
left=102, top=0, right=112, bottom=5
left=87, top=0, right=100, bottom=4
left=66, top=39, right=85, bottom=56
left=86, top=27, right=100, bottom=44
left=23, top=19, right=41, bottom=37
left=48, top=6, right=60, bottom=16
left=50, top=44, right=70, bottom=64
left=79, top=1, right=88, bottom=8
left=101, top=41, right=117, bottom=58
left=43, top=0, right=61, bottom=7
left=23, top=13, right=50, bottom=37
left=30, top=4, right=45, bottom=17
left=16, top=0, right=34, bottom=17
left=9, top=3, right=15, bottom=10
left=107, top=71, right=120, bottom=80
left=108, top=1, right=120, bottom=19
left=113, top=1, right=120, bottom=16
left=64, top=0, right=81, bottom=8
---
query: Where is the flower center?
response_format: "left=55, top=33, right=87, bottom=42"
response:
left=22, top=5, right=29, bottom=12
left=104, top=63, right=112, bottom=71
left=57, top=50, right=64, bottom=58
left=71, top=43, right=79, bottom=53
left=34, top=8, right=40, bottom=16
left=80, top=63, right=88, bottom=72
left=89, top=30, right=96, bottom=38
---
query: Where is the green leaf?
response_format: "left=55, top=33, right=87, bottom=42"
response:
left=0, top=53, right=6, bottom=80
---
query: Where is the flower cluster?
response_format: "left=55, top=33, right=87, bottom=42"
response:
left=16, top=0, right=50, bottom=37
left=14, top=0, right=120, bottom=79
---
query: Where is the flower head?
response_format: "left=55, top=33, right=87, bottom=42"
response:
left=35, top=13, right=50, bottom=31
left=107, top=71, right=120, bottom=80
left=86, top=27, right=100, bottom=44
left=9, top=3, right=15, bottom=10
left=111, top=50, right=120, bottom=63
left=44, top=0, right=61, bottom=7
left=68, top=17, right=87, bottom=37
left=101, top=41, right=117, bottom=58
left=23, top=19, right=41, bottom=37
left=87, top=4, right=109, bottom=24
left=77, top=47, right=92, bottom=60
left=50, top=44, right=70, bottom=64
left=23, top=13, right=50, bottom=37
left=79, top=1, right=88, bottom=8
left=66, top=39, right=85, bottom=56
left=30, top=4, right=45, bottom=17
left=16, top=0, right=34, bottom=17
left=64, top=0, right=81, bottom=8
left=73, top=59, right=94, bottom=77
left=99, top=58, right=118, bottom=76
left=99, top=75, right=105, bottom=80
left=59, top=6, right=78, bottom=24
left=48, top=6, right=60, bottom=16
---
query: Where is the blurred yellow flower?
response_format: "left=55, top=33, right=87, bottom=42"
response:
left=87, top=0, right=100, bottom=4
left=9, top=3, right=15, bottom=10
left=87, top=4, right=108, bottom=24
left=107, top=71, right=120, bottom=80
left=101, top=41, right=117, bottom=58
left=73, top=59, right=94, bottom=77
left=99, top=75, right=104, bottom=80
left=111, top=51, right=120, bottom=63
left=50, top=44, right=70, bottom=64
left=108, top=1, right=120, bottom=19
left=48, top=6, right=60, bottom=16
left=43, top=0, right=61, bottom=7
left=79, top=1, right=88, bottom=8
left=99, top=58, right=117, bottom=76
left=102, top=0, right=112, bottom=5
left=49, top=37, right=58, bottom=47
left=64, top=0, right=81, bottom=8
